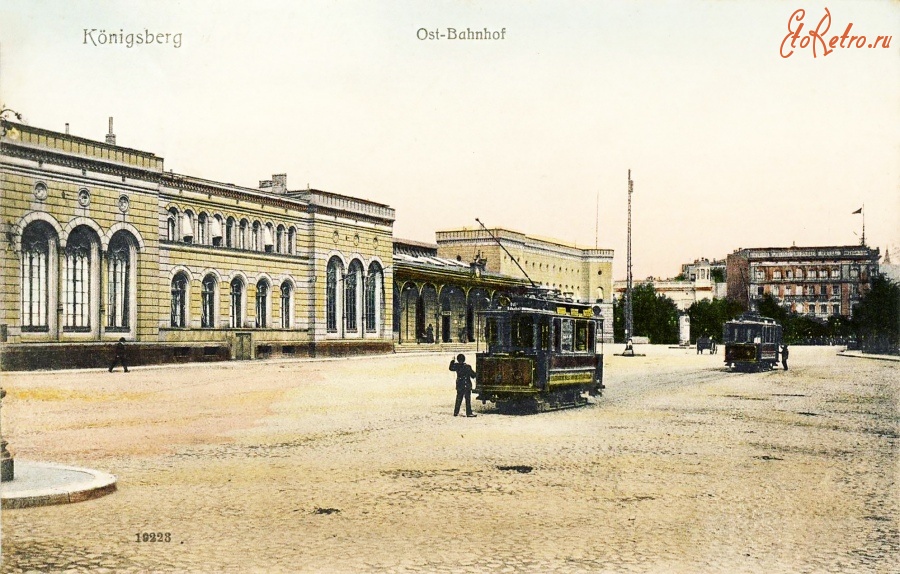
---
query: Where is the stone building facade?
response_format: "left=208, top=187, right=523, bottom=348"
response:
left=1, top=119, right=393, bottom=369
left=614, top=258, right=726, bottom=311
left=726, top=245, right=880, bottom=318
left=392, top=239, right=529, bottom=346
left=432, top=227, right=614, bottom=342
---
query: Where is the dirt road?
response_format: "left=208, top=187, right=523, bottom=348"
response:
left=1, top=346, right=896, bottom=573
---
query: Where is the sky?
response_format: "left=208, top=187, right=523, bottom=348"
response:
left=2, top=0, right=898, bottom=280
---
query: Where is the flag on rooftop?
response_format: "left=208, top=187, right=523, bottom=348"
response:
left=852, top=207, right=862, bottom=214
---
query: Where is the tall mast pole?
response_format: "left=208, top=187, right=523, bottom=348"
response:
left=625, top=170, right=634, bottom=340
left=861, top=204, right=866, bottom=246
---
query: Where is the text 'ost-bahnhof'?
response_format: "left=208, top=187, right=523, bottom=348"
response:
left=0, top=118, right=615, bottom=370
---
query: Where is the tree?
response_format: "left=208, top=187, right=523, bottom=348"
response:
left=853, top=274, right=900, bottom=354
left=687, top=298, right=744, bottom=342
left=614, top=283, right=682, bottom=344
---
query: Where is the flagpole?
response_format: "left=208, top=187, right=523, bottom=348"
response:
left=862, top=204, right=865, bottom=246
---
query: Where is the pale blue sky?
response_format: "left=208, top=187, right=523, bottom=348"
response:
left=2, top=0, right=898, bottom=278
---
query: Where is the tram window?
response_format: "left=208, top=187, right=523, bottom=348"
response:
left=511, top=315, right=534, bottom=349
left=561, top=319, right=573, bottom=352
left=588, top=321, right=596, bottom=352
left=553, top=318, right=562, bottom=352
left=485, top=318, right=499, bottom=349
left=540, top=318, right=551, bottom=350
left=575, top=320, right=588, bottom=352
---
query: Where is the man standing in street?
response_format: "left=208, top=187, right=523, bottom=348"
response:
left=781, top=344, right=789, bottom=371
left=449, top=353, right=477, bottom=417
left=109, top=337, right=130, bottom=373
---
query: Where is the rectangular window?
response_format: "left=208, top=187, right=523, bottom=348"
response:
left=832, top=284, right=840, bottom=297
left=560, top=319, right=573, bottom=352
left=831, top=268, right=840, bottom=278
left=773, top=270, right=782, bottom=279
left=64, top=248, right=90, bottom=330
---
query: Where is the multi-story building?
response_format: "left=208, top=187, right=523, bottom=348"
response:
left=1, top=118, right=394, bottom=369
left=433, top=227, right=614, bottom=341
left=726, top=245, right=880, bottom=318
left=613, top=258, right=726, bottom=311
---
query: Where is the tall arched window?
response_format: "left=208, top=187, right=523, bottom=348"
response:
left=287, top=227, right=296, bottom=255
left=107, top=232, right=133, bottom=330
left=365, top=261, right=383, bottom=332
left=201, top=274, right=217, bottom=328
left=21, top=222, right=55, bottom=331
left=276, top=225, right=286, bottom=254
left=280, top=281, right=293, bottom=328
left=63, top=227, right=95, bottom=331
left=226, top=217, right=236, bottom=248
left=255, top=280, right=269, bottom=328
left=251, top=221, right=262, bottom=251
left=326, top=257, right=343, bottom=333
left=345, top=260, right=363, bottom=332
left=238, top=219, right=248, bottom=250
left=230, top=277, right=244, bottom=328
left=197, top=212, right=208, bottom=245
left=264, top=223, right=275, bottom=253
left=167, top=208, right=178, bottom=241
left=171, top=272, right=189, bottom=328
left=182, top=210, right=194, bottom=244
left=211, top=215, right=224, bottom=247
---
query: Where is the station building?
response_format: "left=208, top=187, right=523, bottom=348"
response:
left=726, top=245, right=880, bottom=318
left=0, top=118, right=393, bottom=370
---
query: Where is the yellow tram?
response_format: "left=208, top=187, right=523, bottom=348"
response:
left=475, top=289, right=605, bottom=413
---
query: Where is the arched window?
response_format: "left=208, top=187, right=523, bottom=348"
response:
left=197, top=212, right=208, bottom=245
left=238, top=219, right=248, bottom=250
left=264, top=223, right=275, bottom=253
left=276, top=225, right=286, bottom=254
left=171, top=272, right=189, bottom=328
left=63, top=226, right=95, bottom=331
left=21, top=222, right=55, bottom=331
left=251, top=221, right=261, bottom=251
left=255, top=280, right=269, bottom=328
left=230, top=277, right=244, bottom=328
left=326, top=257, right=343, bottom=333
left=167, top=207, right=178, bottom=241
left=280, top=281, right=293, bottom=328
left=107, top=232, right=133, bottom=330
left=287, top=227, right=296, bottom=255
left=226, top=217, right=236, bottom=248
left=211, top=215, right=224, bottom=247
left=345, top=260, right=363, bottom=332
left=182, top=210, right=194, bottom=244
left=201, top=274, right=217, bottom=328
left=365, top=261, right=383, bottom=332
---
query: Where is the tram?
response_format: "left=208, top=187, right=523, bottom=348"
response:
left=474, top=289, right=605, bottom=413
left=723, top=313, right=783, bottom=371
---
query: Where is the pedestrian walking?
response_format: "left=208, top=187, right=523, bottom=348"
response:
left=449, top=353, right=476, bottom=417
left=109, top=337, right=130, bottom=373
left=781, top=344, right=789, bottom=371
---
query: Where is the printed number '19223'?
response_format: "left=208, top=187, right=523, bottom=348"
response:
left=136, top=532, right=172, bottom=542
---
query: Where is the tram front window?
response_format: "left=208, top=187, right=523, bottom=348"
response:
left=485, top=317, right=500, bottom=351
left=511, top=315, right=534, bottom=350
left=575, top=320, right=589, bottom=352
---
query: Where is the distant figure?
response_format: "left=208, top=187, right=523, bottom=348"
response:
left=109, top=337, right=130, bottom=373
left=781, top=344, right=789, bottom=371
left=425, top=324, right=435, bottom=344
left=623, top=338, right=635, bottom=356
left=449, top=353, right=477, bottom=417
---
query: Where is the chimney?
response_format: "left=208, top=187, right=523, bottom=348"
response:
left=65, top=123, right=70, bottom=135
left=272, top=173, right=287, bottom=194
left=105, top=116, right=116, bottom=145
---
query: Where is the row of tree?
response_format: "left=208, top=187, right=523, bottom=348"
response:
left=612, top=275, right=899, bottom=354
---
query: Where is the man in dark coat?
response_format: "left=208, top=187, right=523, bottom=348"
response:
left=109, top=337, right=130, bottom=373
left=781, top=344, right=789, bottom=371
left=449, top=353, right=477, bottom=417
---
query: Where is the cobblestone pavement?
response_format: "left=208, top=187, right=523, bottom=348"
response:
left=1, top=346, right=897, bottom=573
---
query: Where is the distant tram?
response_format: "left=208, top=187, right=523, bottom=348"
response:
left=723, top=314, right=783, bottom=371
left=475, top=289, right=604, bottom=413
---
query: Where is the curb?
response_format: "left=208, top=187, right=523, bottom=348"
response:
left=1, top=461, right=117, bottom=509
left=836, top=351, right=900, bottom=363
